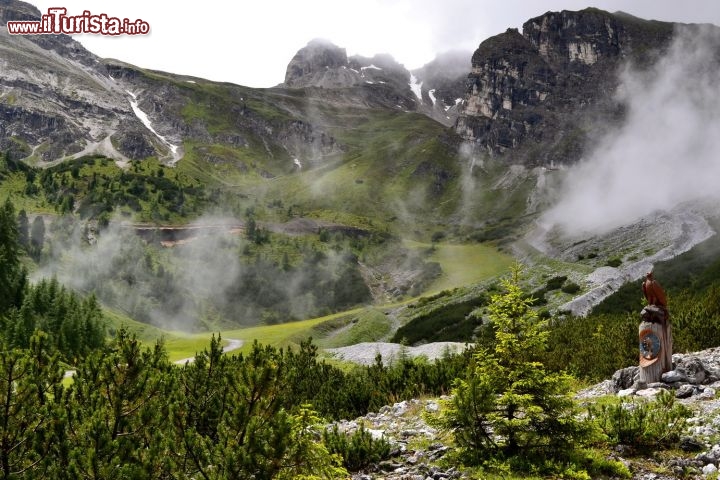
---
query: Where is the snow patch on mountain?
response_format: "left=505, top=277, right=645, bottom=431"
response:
left=126, top=90, right=181, bottom=165
left=409, top=73, right=423, bottom=102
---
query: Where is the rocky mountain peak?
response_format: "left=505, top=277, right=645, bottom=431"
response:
left=456, top=8, right=678, bottom=165
left=522, top=8, right=622, bottom=66
left=0, top=0, right=40, bottom=24
left=282, top=40, right=470, bottom=126
left=283, top=38, right=349, bottom=87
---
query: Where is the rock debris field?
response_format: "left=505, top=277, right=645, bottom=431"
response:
left=332, top=346, right=720, bottom=479
left=324, top=342, right=470, bottom=365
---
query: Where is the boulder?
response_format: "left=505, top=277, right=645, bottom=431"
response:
left=677, top=356, right=707, bottom=385
left=612, top=366, right=639, bottom=391
left=675, top=384, right=696, bottom=399
left=662, top=370, right=688, bottom=383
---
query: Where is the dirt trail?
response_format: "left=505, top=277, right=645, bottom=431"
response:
left=173, top=338, right=244, bottom=365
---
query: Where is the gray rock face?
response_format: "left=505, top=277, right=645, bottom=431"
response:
left=677, top=356, right=707, bottom=384
left=284, top=39, right=352, bottom=88
left=282, top=40, right=469, bottom=126
left=456, top=8, right=680, bottom=165
left=0, top=1, right=344, bottom=168
left=410, top=50, right=471, bottom=126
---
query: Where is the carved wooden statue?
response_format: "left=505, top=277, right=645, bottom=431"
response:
left=638, top=271, right=673, bottom=384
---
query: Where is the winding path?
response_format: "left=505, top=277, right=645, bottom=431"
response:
left=173, top=338, right=244, bottom=365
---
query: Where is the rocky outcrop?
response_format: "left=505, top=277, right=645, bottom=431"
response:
left=457, top=8, right=677, bottom=165
left=281, top=39, right=418, bottom=111
left=0, top=1, right=343, bottom=168
left=574, top=348, right=720, bottom=478
left=330, top=399, right=462, bottom=480
left=284, top=39, right=354, bottom=88
left=282, top=40, right=469, bottom=125
left=411, top=50, right=471, bottom=126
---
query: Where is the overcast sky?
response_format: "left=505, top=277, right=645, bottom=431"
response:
left=28, top=0, right=720, bottom=88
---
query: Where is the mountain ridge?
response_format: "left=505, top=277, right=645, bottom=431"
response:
left=455, top=7, right=708, bottom=165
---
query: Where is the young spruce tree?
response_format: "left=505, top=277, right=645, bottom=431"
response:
left=437, top=264, right=589, bottom=472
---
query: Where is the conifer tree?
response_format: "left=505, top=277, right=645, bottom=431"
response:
left=0, top=332, right=64, bottom=479
left=0, top=200, right=20, bottom=314
left=436, top=264, right=589, bottom=470
left=16, top=210, right=29, bottom=251
left=60, top=329, right=175, bottom=479
left=29, top=216, right=45, bottom=258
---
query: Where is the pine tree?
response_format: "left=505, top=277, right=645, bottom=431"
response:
left=60, top=329, right=175, bottom=479
left=170, top=335, right=230, bottom=478
left=0, top=199, right=21, bottom=315
left=29, top=216, right=45, bottom=258
left=436, top=264, right=590, bottom=471
left=16, top=210, right=29, bottom=251
left=0, top=332, right=64, bottom=479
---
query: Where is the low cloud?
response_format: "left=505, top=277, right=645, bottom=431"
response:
left=543, top=25, right=720, bottom=234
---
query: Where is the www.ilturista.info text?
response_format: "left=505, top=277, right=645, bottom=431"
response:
left=7, top=8, right=150, bottom=35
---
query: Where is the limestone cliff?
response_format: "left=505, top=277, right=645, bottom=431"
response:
left=456, top=8, right=677, bottom=165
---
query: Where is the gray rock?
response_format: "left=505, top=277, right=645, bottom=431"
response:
left=379, top=460, right=403, bottom=472
left=702, top=463, right=717, bottom=475
left=392, top=401, right=409, bottom=416
left=680, top=436, right=705, bottom=452
left=425, top=401, right=440, bottom=413
left=676, top=384, right=696, bottom=399
left=679, top=356, right=708, bottom=384
left=636, top=387, right=663, bottom=398
left=612, top=366, right=639, bottom=391
left=367, top=428, right=385, bottom=440
left=699, top=388, right=717, bottom=400
left=661, top=370, right=688, bottom=383
left=618, top=387, right=636, bottom=397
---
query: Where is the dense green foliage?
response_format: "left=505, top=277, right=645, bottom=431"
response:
left=434, top=266, right=592, bottom=476
left=38, top=156, right=210, bottom=222
left=322, top=423, right=392, bottom=471
left=392, top=295, right=488, bottom=344
left=0, top=199, right=24, bottom=315
left=0, top=200, right=105, bottom=361
left=544, top=312, right=637, bottom=381
left=0, top=329, right=472, bottom=478
left=0, top=201, right=105, bottom=362
left=2, top=278, right=106, bottom=361
left=588, top=390, right=691, bottom=450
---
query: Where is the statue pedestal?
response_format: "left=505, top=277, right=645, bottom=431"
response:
left=638, top=320, right=665, bottom=384
left=638, top=304, right=673, bottom=385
